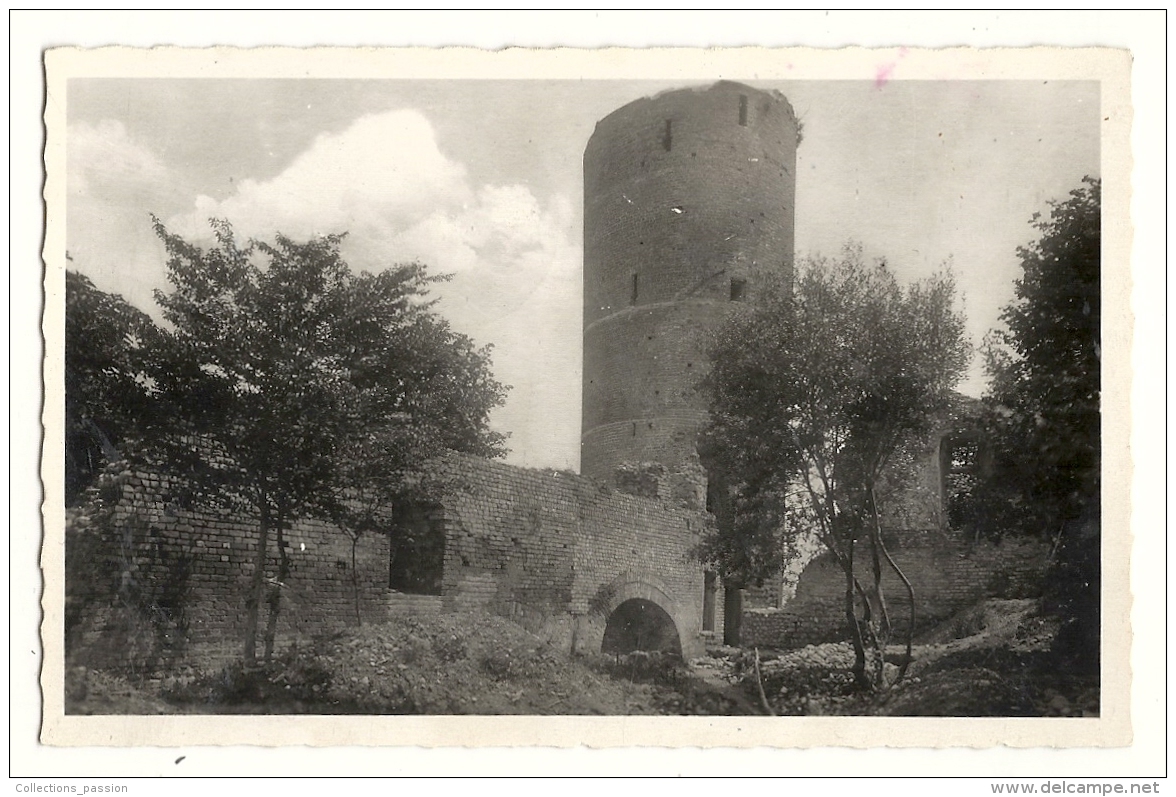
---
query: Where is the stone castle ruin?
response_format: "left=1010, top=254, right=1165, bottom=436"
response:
left=65, top=82, right=1048, bottom=674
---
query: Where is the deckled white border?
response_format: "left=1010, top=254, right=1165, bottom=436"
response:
left=36, top=43, right=1135, bottom=754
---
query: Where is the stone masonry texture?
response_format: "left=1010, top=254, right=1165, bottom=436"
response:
left=427, top=455, right=719, bottom=659
left=65, top=455, right=724, bottom=672
left=741, top=535, right=1050, bottom=649
left=581, top=81, right=799, bottom=480
left=65, top=469, right=390, bottom=674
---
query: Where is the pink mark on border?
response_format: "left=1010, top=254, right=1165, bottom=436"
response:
left=874, top=48, right=909, bottom=89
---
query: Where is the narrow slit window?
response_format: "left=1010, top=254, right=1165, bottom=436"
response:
left=703, top=571, right=717, bottom=632
left=631, top=272, right=639, bottom=305
left=730, top=278, right=747, bottom=302
left=663, top=119, right=672, bottom=151
left=738, top=94, right=748, bottom=126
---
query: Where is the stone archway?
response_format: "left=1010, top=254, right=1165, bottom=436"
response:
left=591, top=570, right=688, bottom=657
left=602, top=598, right=683, bottom=655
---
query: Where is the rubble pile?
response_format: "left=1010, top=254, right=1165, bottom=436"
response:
left=65, top=598, right=1095, bottom=717
left=307, top=613, right=659, bottom=714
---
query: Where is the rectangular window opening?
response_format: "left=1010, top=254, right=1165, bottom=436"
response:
left=703, top=571, right=717, bottom=632
left=730, top=277, right=747, bottom=302
left=738, top=94, right=748, bottom=126
left=388, top=508, right=445, bottom=595
left=631, top=272, right=639, bottom=305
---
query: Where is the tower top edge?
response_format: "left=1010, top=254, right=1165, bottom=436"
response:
left=591, top=80, right=797, bottom=133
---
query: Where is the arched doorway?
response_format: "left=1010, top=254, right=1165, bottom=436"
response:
left=601, top=598, right=683, bottom=656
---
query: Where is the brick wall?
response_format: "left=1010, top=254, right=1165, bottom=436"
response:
left=739, top=398, right=1028, bottom=649
left=65, top=454, right=721, bottom=672
left=65, top=471, right=390, bottom=674
left=428, top=456, right=717, bottom=657
left=583, top=81, right=798, bottom=327
left=581, top=81, right=798, bottom=480
left=741, top=534, right=1049, bottom=649
left=66, top=449, right=1039, bottom=671
left=877, top=395, right=988, bottom=533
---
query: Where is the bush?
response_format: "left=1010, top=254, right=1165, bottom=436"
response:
left=1043, top=512, right=1100, bottom=674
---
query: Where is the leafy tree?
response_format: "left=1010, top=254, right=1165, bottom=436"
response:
left=327, top=308, right=507, bottom=624
left=65, top=270, right=159, bottom=504
left=700, top=246, right=969, bottom=688
left=977, top=177, right=1101, bottom=670
left=147, top=219, right=507, bottom=662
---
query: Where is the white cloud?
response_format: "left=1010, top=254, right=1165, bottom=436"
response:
left=166, top=108, right=582, bottom=470
left=168, top=110, right=471, bottom=244
left=68, top=119, right=169, bottom=198
left=66, top=120, right=177, bottom=313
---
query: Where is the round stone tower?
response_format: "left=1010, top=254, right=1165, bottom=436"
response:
left=581, top=81, right=799, bottom=483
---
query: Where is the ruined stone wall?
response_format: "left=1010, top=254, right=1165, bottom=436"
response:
left=741, top=534, right=1049, bottom=650
left=877, top=395, right=988, bottom=533
left=741, top=397, right=1040, bottom=650
left=743, top=399, right=1030, bottom=653
left=65, top=453, right=723, bottom=672
left=65, top=471, right=390, bottom=673
left=430, top=456, right=718, bottom=657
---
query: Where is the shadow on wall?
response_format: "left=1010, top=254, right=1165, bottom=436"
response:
left=601, top=597, right=683, bottom=656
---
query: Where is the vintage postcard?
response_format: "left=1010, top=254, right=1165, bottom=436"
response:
left=39, top=44, right=1134, bottom=752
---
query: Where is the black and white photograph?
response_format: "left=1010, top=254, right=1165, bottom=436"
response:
left=35, top=39, right=1139, bottom=756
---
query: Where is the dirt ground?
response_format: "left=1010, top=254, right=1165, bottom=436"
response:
left=746, top=599, right=1099, bottom=717
left=65, top=599, right=1096, bottom=717
left=67, top=611, right=754, bottom=716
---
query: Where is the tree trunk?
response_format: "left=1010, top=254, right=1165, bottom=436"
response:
left=867, top=506, right=892, bottom=645
left=846, top=531, right=869, bottom=688
left=863, top=488, right=892, bottom=688
left=873, top=487, right=915, bottom=684
left=243, top=492, right=270, bottom=664
left=262, top=507, right=291, bottom=664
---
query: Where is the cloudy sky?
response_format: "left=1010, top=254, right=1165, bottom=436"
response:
left=66, top=78, right=1100, bottom=471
